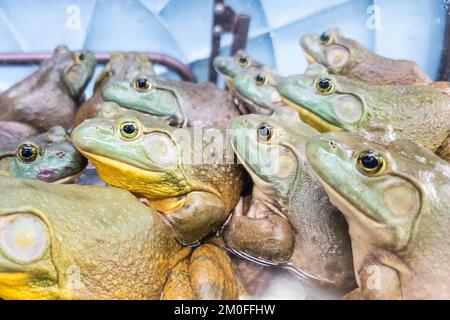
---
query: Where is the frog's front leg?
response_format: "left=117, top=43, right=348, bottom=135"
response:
left=152, top=191, right=228, bottom=245
left=224, top=198, right=295, bottom=262
left=189, top=244, right=245, bottom=300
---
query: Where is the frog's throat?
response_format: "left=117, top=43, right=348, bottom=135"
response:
left=0, top=272, right=60, bottom=300
left=280, top=97, right=342, bottom=133
left=78, top=150, right=190, bottom=199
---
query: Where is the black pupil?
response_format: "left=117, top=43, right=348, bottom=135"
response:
left=239, top=57, right=248, bottom=64
left=318, top=78, right=331, bottom=89
left=79, top=53, right=85, bottom=61
left=320, top=32, right=330, bottom=42
left=255, top=73, right=265, bottom=83
left=258, top=125, right=270, bottom=137
left=137, top=78, right=148, bottom=89
left=361, top=154, right=379, bottom=169
left=21, top=145, right=34, bottom=158
left=123, top=124, right=136, bottom=135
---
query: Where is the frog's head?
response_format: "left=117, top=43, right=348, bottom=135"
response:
left=305, top=126, right=445, bottom=250
left=301, top=28, right=365, bottom=75
left=53, top=46, right=96, bottom=99
left=0, top=126, right=87, bottom=183
left=229, top=107, right=317, bottom=201
left=71, top=104, right=190, bottom=199
left=93, top=51, right=155, bottom=92
left=101, top=74, right=185, bottom=127
left=277, top=72, right=367, bottom=132
left=233, top=67, right=284, bottom=114
left=213, top=50, right=264, bottom=91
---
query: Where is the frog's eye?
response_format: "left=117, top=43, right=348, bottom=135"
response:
left=236, top=54, right=251, bottom=68
left=133, top=77, right=152, bottom=92
left=320, top=31, right=332, bottom=45
left=356, top=150, right=385, bottom=175
left=16, top=143, right=40, bottom=163
left=255, top=73, right=267, bottom=86
left=119, top=121, right=139, bottom=140
left=315, top=77, right=335, bottom=95
left=0, top=214, right=50, bottom=264
left=257, top=122, right=273, bottom=141
left=74, top=53, right=85, bottom=64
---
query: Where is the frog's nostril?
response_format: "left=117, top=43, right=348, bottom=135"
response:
left=329, top=141, right=337, bottom=148
left=56, top=151, right=65, bottom=158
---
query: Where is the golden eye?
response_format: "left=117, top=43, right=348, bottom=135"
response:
left=315, top=77, right=335, bottom=95
left=236, top=54, right=251, bottom=68
left=320, top=31, right=332, bottom=45
left=356, top=150, right=385, bottom=175
left=16, top=143, right=40, bottom=162
left=133, top=77, right=152, bottom=92
left=255, top=73, right=267, bottom=86
left=257, top=122, right=272, bottom=141
left=119, top=121, right=139, bottom=140
left=75, top=52, right=85, bottom=64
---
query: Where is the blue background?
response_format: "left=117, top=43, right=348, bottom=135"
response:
left=0, top=0, right=446, bottom=93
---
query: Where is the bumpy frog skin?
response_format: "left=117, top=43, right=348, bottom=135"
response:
left=277, top=71, right=450, bottom=152
left=225, top=107, right=355, bottom=291
left=74, top=51, right=155, bottom=126
left=0, top=126, right=87, bottom=183
left=101, top=71, right=241, bottom=128
left=0, top=45, right=96, bottom=144
left=71, top=105, right=244, bottom=244
left=301, top=28, right=431, bottom=85
left=213, top=50, right=264, bottom=92
left=0, top=177, right=244, bottom=300
left=306, top=128, right=450, bottom=299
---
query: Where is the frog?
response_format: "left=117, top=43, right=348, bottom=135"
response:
left=0, top=126, right=87, bottom=183
left=213, top=50, right=264, bottom=92
left=300, top=28, right=431, bottom=85
left=70, top=104, right=244, bottom=245
left=0, top=176, right=243, bottom=300
left=0, top=45, right=96, bottom=145
left=305, top=125, right=450, bottom=299
left=74, top=51, right=155, bottom=126
left=101, top=70, right=242, bottom=128
left=224, top=107, right=356, bottom=291
left=275, top=70, right=450, bottom=153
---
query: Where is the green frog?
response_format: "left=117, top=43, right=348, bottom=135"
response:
left=74, top=51, right=155, bottom=126
left=0, top=45, right=96, bottom=145
left=224, top=107, right=356, bottom=291
left=70, top=104, right=244, bottom=245
left=301, top=28, right=431, bottom=85
left=306, top=126, right=450, bottom=299
left=0, top=176, right=243, bottom=300
left=0, top=126, right=86, bottom=183
left=276, top=71, right=450, bottom=153
left=101, top=71, right=241, bottom=128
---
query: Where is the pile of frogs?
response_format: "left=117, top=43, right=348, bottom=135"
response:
left=0, top=29, right=449, bottom=300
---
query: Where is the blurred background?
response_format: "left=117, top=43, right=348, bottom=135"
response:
left=0, top=0, right=447, bottom=92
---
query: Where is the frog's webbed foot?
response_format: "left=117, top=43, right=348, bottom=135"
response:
left=158, top=191, right=228, bottom=245
left=224, top=201, right=295, bottom=262
left=436, top=134, right=450, bottom=162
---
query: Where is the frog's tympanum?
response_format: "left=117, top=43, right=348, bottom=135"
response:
left=213, top=50, right=264, bottom=92
left=101, top=70, right=241, bottom=128
left=276, top=71, right=450, bottom=153
left=71, top=105, right=244, bottom=245
left=0, top=126, right=86, bottom=183
left=301, top=28, right=431, bottom=85
left=74, top=51, right=155, bottom=126
left=0, top=45, right=96, bottom=144
left=224, top=107, right=355, bottom=291
left=0, top=177, right=244, bottom=300
left=306, top=127, right=450, bottom=299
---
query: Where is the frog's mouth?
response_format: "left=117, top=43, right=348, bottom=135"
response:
left=234, top=90, right=277, bottom=115
left=280, top=97, right=342, bottom=133
left=303, top=51, right=317, bottom=64
left=78, top=150, right=188, bottom=199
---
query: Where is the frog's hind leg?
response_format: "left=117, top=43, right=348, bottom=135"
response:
left=161, top=258, right=195, bottom=300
